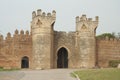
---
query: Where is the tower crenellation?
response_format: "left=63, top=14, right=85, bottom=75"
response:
left=32, top=9, right=56, bottom=20
left=47, top=13, right=51, bottom=17
left=14, top=29, right=19, bottom=35
left=80, top=14, right=87, bottom=21
left=76, top=14, right=99, bottom=23
left=20, top=30, right=24, bottom=35
left=88, top=18, right=92, bottom=21
left=76, top=16, right=79, bottom=23
left=0, top=35, right=3, bottom=41
left=32, top=11, right=36, bottom=19
left=6, top=32, right=11, bottom=39
left=26, top=30, right=29, bottom=35
left=5, top=32, right=13, bottom=42
left=31, top=9, right=56, bottom=36
left=76, top=14, right=99, bottom=36
left=95, top=16, right=99, bottom=21
left=52, top=10, right=56, bottom=18
left=42, top=12, right=46, bottom=17
left=37, top=9, right=42, bottom=16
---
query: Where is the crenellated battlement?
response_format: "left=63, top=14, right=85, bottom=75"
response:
left=76, top=14, right=99, bottom=22
left=13, top=29, right=31, bottom=36
left=31, top=9, right=56, bottom=35
left=0, top=30, right=31, bottom=41
left=32, top=9, right=56, bottom=20
left=97, top=36, right=120, bottom=42
left=76, top=14, right=99, bottom=31
left=76, top=14, right=99, bottom=37
left=0, top=35, right=3, bottom=41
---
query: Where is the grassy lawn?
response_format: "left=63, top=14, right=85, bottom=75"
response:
left=72, top=68, right=120, bottom=80
left=0, top=67, right=20, bottom=71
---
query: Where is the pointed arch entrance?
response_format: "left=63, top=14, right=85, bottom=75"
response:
left=21, top=56, right=29, bottom=68
left=57, top=47, right=68, bottom=68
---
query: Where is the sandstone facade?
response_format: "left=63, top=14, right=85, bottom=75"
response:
left=0, top=9, right=120, bottom=69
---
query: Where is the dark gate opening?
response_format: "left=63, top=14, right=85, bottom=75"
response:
left=21, top=56, right=29, bottom=68
left=57, top=47, right=68, bottom=68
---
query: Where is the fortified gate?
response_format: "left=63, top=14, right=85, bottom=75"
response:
left=0, top=9, right=120, bottom=69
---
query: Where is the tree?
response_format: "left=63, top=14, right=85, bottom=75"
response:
left=118, top=32, right=120, bottom=39
left=97, top=33, right=115, bottom=39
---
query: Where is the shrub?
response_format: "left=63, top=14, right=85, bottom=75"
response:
left=109, top=60, right=120, bottom=67
left=0, top=67, right=3, bottom=69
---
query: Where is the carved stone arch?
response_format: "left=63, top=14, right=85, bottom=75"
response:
left=56, top=46, right=70, bottom=68
left=56, top=46, right=71, bottom=59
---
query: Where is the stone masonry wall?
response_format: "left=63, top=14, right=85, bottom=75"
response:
left=75, top=15, right=98, bottom=68
left=31, top=9, right=56, bottom=69
left=96, top=37, right=120, bottom=67
left=0, top=9, right=120, bottom=69
left=54, top=31, right=80, bottom=68
left=0, top=30, right=32, bottom=69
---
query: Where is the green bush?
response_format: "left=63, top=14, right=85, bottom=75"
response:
left=0, top=67, right=3, bottom=69
left=109, top=60, right=120, bottom=67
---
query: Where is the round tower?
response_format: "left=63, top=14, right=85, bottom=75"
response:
left=76, top=14, right=99, bottom=68
left=31, top=9, right=56, bottom=69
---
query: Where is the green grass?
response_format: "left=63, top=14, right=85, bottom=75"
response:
left=0, top=67, right=20, bottom=71
left=72, top=68, right=120, bottom=80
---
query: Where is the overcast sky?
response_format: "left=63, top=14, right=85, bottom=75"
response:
left=0, top=0, right=120, bottom=36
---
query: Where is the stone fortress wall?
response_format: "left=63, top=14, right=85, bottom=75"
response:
left=54, top=31, right=78, bottom=68
left=0, top=29, right=120, bottom=69
left=0, top=30, right=32, bottom=69
left=96, top=37, right=120, bottom=67
left=0, top=9, right=120, bottom=69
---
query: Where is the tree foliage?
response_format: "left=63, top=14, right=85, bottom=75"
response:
left=97, top=33, right=115, bottom=39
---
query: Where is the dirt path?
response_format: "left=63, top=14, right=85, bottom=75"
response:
left=20, top=69, right=76, bottom=80
left=0, top=69, right=77, bottom=80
